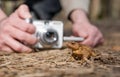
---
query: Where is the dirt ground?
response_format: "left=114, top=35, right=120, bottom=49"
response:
left=0, top=19, right=120, bottom=77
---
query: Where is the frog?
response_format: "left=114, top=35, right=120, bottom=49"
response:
left=66, top=42, right=96, bottom=63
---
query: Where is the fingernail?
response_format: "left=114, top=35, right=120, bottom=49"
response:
left=17, top=4, right=32, bottom=19
left=22, top=48, right=32, bottom=53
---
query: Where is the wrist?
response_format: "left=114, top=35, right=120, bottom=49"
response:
left=70, top=9, right=89, bottom=24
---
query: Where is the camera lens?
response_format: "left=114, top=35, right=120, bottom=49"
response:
left=43, top=29, right=58, bottom=45
left=46, top=32, right=55, bottom=39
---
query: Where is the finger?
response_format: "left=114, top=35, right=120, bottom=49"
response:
left=9, top=14, right=35, bottom=34
left=73, top=27, right=88, bottom=38
left=81, top=35, right=94, bottom=47
left=77, top=30, right=88, bottom=39
left=15, top=4, right=31, bottom=19
left=4, top=35, right=32, bottom=53
left=81, top=33, right=103, bottom=47
left=100, top=38, right=104, bottom=44
left=0, top=42, right=13, bottom=52
left=8, top=26, right=37, bottom=45
left=96, top=36, right=104, bottom=46
left=93, top=32, right=104, bottom=46
left=1, top=46, right=13, bottom=53
left=92, top=36, right=102, bottom=47
left=81, top=27, right=99, bottom=47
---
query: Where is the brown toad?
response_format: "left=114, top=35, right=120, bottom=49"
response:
left=67, top=42, right=96, bottom=63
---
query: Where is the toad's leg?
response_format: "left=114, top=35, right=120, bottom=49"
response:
left=66, top=55, right=75, bottom=62
left=67, top=43, right=79, bottom=50
left=91, top=51, right=97, bottom=57
left=83, top=57, right=95, bottom=71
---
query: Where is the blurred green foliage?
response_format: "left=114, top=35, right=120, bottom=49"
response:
left=1, top=0, right=24, bottom=15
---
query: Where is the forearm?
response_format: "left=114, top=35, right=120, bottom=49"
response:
left=70, top=9, right=89, bottom=24
left=0, top=9, right=7, bottom=21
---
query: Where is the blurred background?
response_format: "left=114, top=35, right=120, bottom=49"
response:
left=0, top=0, right=120, bottom=21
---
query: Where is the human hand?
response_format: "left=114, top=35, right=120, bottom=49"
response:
left=0, top=5, right=37, bottom=52
left=72, top=22, right=104, bottom=47
left=70, top=9, right=104, bottom=47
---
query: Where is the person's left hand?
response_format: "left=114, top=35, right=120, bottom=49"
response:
left=72, top=22, right=104, bottom=47
left=70, top=9, right=104, bottom=47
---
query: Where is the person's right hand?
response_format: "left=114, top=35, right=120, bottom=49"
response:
left=0, top=5, right=37, bottom=53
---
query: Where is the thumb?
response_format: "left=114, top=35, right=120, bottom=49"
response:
left=15, top=4, right=31, bottom=19
left=77, top=30, right=88, bottom=39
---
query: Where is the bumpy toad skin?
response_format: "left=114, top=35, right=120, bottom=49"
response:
left=67, top=42, right=96, bottom=61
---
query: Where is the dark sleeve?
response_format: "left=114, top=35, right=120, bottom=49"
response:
left=25, top=0, right=61, bottom=20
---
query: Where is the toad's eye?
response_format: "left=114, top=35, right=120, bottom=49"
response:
left=71, top=42, right=75, bottom=44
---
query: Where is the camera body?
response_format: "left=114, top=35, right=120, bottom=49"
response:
left=32, top=20, right=63, bottom=48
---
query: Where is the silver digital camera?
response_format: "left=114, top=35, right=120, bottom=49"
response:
left=30, top=20, right=63, bottom=48
left=26, top=19, right=84, bottom=49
